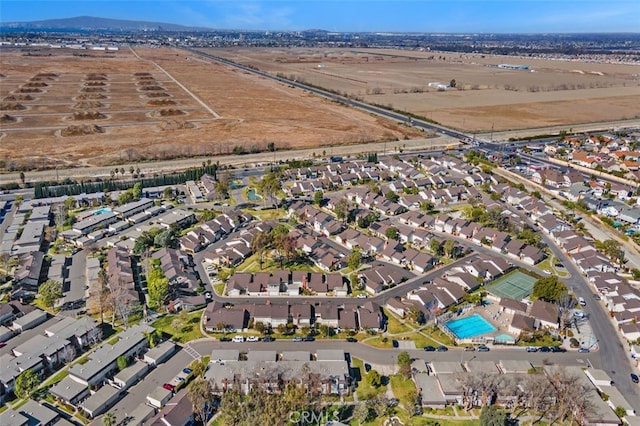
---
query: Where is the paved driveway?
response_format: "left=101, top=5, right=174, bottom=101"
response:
left=103, top=348, right=193, bottom=424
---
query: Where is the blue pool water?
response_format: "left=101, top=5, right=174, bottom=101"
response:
left=93, top=208, right=112, bottom=215
left=247, top=188, right=262, bottom=201
left=445, top=314, right=496, bottom=339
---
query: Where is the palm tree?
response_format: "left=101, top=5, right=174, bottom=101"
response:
left=102, top=412, right=116, bottom=426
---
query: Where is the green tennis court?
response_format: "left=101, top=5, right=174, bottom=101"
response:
left=486, top=270, right=536, bottom=300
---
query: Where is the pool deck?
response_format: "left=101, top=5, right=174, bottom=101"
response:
left=449, top=303, right=517, bottom=343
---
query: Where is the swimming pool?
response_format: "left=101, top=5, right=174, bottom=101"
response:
left=444, top=314, right=496, bottom=339
left=93, top=208, right=112, bottom=215
left=247, top=188, right=262, bottom=201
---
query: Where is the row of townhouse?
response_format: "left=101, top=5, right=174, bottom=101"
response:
left=226, top=270, right=348, bottom=297
left=49, top=324, right=156, bottom=418
left=0, top=315, right=101, bottom=402
left=106, top=246, right=139, bottom=305
left=200, top=221, right=275, bottom=268
left=295, top=231, right=347, bottom=272
left=10, top=251, right=44, bottom=300
left=413, top=361, right=626, bottom=423
left=179, top=210, right=253, bottom=253
left=205, top=349, right=352, bottom=396
left=588, top=270, right=640, bottom=342
left=204, top=300, right=383, bottom=333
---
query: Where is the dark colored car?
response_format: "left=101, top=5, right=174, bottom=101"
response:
left=262, top=336, right=275, bottom=342
left=436, top=345, right=448, bottom=352
left=423, top=345, right=436, bottom=352
left=219, top=337, right=232, bottom=342
left=539, top=346, right=551, bottom=353
left=464, top=346, right=476, bottom=351
left=182, top=368, right=192, bottom=375
left=304, top=336, right=315, bottom=342
left=346, top=337, right=357, bottom=342
left=631, top=373, right=639, bottom=384
left=477, top=345, right=490, bottom=352
left=550, top=346, right=566, bottom=353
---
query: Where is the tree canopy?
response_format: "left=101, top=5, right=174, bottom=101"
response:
left=533, top=275, right=568, bottom=302
left=147, top=268, right=169, bottom=308
left=479, top=405, right=510, bottom=426
left=38, top=279, right=63, bottom=310
left=14, top=369, right=39, bottom=399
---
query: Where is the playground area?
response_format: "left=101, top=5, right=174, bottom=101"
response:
left=486, top=270, right=536, bottom=301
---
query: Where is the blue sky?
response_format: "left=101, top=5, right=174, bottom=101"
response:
left=2, top=1, right=639, bottom=33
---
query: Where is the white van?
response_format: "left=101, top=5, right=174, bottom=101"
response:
left=232, top=335, right=244, bottom=343
left=578, top=297, right=586, bottom=306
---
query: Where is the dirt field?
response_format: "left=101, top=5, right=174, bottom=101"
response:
left=209, top=48, right=640, bottom=133
left=0, top=47, right=421, bottom=170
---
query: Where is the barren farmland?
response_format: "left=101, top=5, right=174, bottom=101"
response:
left=0, top=47, right=421, bottom=171
left=209, top=48, right=640, bottom=133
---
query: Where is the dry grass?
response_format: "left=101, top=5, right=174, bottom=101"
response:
left=0, top=47, right=420, bottom=170
left=210, top=47, right=640, bottom=133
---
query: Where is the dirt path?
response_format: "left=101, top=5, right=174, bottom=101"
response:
left=130, top=47, right=221, bottom=119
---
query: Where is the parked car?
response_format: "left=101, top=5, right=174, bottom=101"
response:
left=477, top=345, right=490, bottom=352
left=246, top=336, right=260, bottom=342
left=550, top=346, right=566, bottom=353
left=423, top=345, right=436, bottom=352
left=526, top=346, right=538, bottom=352
left=436, top=345, right=448, bottom=352
left=464, top=346, right=476, bottom=351
left=578, top=297, right=586, bottom=306
left=262, top=336, right=275, bottom=342
left=578, top=347, right=590, bottom=353
left=232, top=335, right=245, bottom=343
left=163, top=383, right=175, bottom=392
left=356, top=294, right=368, bottom=299
left=219, top=336, right=232, bottom=342
left=346, top=337, right=357, bottom=342
left=593, top=293, right=601, bottom=300
left=293, top=337, right=303, bottom=342
left=182, top=368, right=192, bottom=375
left=539, top=346, right=551, bottom=353
left=631, top=373, right=639, bottom=384
left=304, top=336, right=315, bottom=342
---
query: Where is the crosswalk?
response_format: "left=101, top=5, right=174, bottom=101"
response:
left=183, top=344, right=201, bottom=360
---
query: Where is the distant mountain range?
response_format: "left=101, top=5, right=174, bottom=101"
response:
left=0, top=16, right=212, bottom=32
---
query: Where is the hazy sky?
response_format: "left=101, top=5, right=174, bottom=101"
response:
left=2, top=1, right=639, bottom=33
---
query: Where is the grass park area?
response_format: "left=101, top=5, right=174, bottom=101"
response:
left=152, top=310, right=204, bottom=343
left=241, top=207, right=286, bottom=221
left=351, top=357, right=387, bottom=401
left=536, top=256, right=570, bottom=278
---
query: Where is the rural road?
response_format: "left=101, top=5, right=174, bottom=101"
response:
left=0, top=136, right=457, bottom=186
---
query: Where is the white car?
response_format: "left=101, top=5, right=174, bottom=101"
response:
left=356, top=294, right=368, bottom=299
left=246, top=336, right=260, bottom=342
left=232, top=335, right=244, bottom=343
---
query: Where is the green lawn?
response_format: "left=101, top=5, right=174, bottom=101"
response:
left=536, top=256, right=569, bottom=278
left=351, top=357, right=387, bottom=401
left=385, top=310, right=412, bottom=334
left=152, top=310, right=204, bottom=343
left=389, top=375, right=418, bottom=408
left=42, top=369, right=69, bottom=387
left=213, top=282, right=225, bottom=296
left=241, top=208, right=286, bottom=221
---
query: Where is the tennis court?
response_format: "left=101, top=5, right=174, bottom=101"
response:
left=486, top=270, right=536, bottom=300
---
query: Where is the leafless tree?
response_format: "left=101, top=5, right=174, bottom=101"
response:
left=88, top=269, right=111, bottom=324
left=110, top=279, right=138, bottom=329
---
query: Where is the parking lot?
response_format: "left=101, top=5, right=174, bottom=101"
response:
left=102, top=347, right=193, bottom=424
